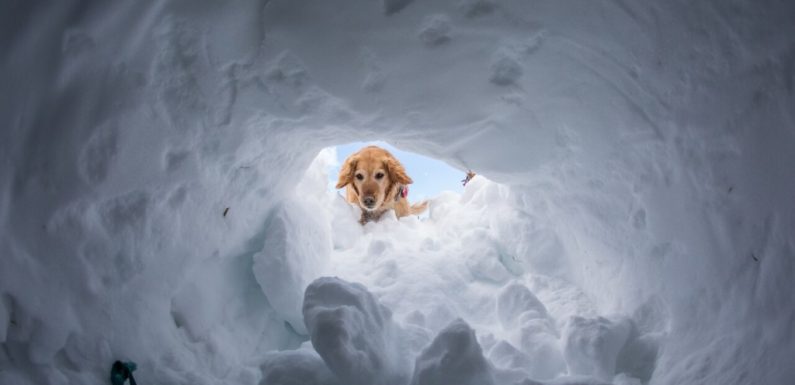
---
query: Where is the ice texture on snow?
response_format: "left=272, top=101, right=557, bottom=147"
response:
left=2, top=0, right=795, bottom=384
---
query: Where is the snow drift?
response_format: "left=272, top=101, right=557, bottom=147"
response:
left=2, top=0, right=794, bottom=384
left=303, top=277, right=410, bottom=385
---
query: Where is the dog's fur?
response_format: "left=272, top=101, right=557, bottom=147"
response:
left=336, top=146, right=428, bottom=224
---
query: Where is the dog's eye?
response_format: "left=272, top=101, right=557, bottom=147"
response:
left=375, top=172, right=385, bottom=180
left=356, top=174, right=364, bottom=181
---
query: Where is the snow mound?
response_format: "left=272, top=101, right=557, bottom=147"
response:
left=410, top=318, right=495, bottom=385
left=562, top=317, right=633, bottom=382
left=253, top=198, right=331, bottom=335
left=497, top=282, right=549, bottom=328
left=303, top=277, right=410, bottom=385
left=260, top=349, right=339, bottom=385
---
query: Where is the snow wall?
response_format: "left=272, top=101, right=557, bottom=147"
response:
left=1, top=1, right=794, bottom=384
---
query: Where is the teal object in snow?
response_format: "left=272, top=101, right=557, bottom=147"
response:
left=110, top=361, right=137, bottom=385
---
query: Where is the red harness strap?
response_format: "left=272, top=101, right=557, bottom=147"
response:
left=396, top=185, right=408, bottom=201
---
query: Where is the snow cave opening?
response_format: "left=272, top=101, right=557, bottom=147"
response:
left=249, top=139, right=664, bottom=384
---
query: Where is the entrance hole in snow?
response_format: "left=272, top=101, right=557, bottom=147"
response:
left=251, top=142, right=664, bottom=384
left=326, top=141, right=467, bottom=204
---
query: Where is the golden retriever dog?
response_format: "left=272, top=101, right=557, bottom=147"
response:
left=336, top=146, right=428, bottom=224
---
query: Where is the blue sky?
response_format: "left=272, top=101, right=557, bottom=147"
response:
left=328, top=141, right=465, bottom=201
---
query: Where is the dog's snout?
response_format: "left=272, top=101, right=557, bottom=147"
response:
left=363, top=196, right=376, bottom=207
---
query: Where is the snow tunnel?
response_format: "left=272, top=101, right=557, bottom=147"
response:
left=1, top=1, right=794, bottom=385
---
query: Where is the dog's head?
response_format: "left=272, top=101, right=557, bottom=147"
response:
left=336, top=146, right=412, bottom=212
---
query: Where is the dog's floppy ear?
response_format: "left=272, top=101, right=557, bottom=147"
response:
left=384, top=157, right=413, bottom=185
left=336, top=155, right=358, bottom=189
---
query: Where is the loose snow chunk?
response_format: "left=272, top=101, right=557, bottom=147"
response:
left=260, top=349, right=340, bottom=385
left=410, top=318, right=495, bottom=385
left=495, top=283, right=565, bottom=379
left=518, top=318, right=566, bottom=380
left=497, top=282, right=549, bottom=328
left=253, top=199, right=331, bottom=335
left=563, top=316, right=633, bottom=382
left=488, top=340, right=533, bottom=371
left=303, top=277, right=410, bottom=385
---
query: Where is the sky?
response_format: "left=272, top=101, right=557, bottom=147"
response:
left=327, top=141, right=466, bottom=202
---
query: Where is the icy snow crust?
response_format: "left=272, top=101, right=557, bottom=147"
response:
left=2, top=0, right=795, bottom=384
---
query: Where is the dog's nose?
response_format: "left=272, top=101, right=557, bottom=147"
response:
left=363, top=196, right=376, bottom=207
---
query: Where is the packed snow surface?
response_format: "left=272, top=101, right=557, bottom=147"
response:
left=2, top=0, right=795, bottom=385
